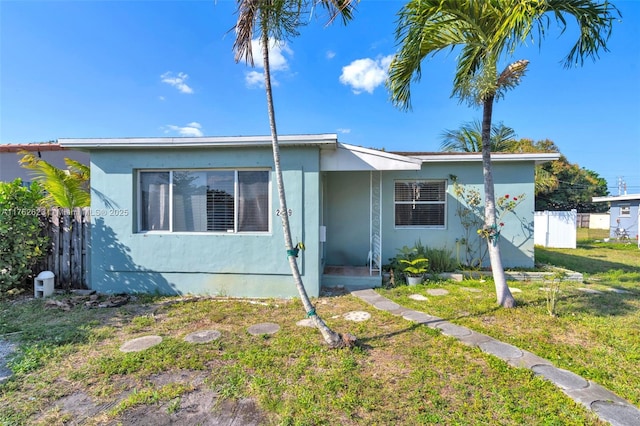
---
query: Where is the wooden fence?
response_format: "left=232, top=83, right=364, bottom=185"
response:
left=38, top=207, right=90, bottom=289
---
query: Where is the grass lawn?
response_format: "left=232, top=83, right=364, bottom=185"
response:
left=381, top=235, right=640, bottom=410
left=0, top=233, right=636, bottom=424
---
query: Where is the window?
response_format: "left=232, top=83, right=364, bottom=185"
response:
left=138, top=170, right=270, bottom=233
left=620, top=203, right=631, bottom=217
left=395, top=180, right=446, bottom=227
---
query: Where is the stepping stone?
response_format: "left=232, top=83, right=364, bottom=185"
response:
left=607, top=288, right=630, bottom=294
left=509, top=287, right=522, bottom=293
left=296, top=318, right=315, bottom=327
left=478, top=339, right=523, bottom=361
left=373, top=300, right=401, bottom=311
left=184, top=330, right=221, bottom=344
left=461, top=287, right=481, bottom=293
left=426, top=289, right=449, bottom=296
left=409, top=294, right=428, bottom=301
left=247, top=322, right=280, bottom=335
left=120, top=335, right=162, bottom=353
left=577, top=288, right=603, bottom=294
left=343, top=311, right=371, bottom=322
left=532, top=365, right=589, bottom=390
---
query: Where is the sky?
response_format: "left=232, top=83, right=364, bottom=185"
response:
left=1, top=0, right=639, bottom=195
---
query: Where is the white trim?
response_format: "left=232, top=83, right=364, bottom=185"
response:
left=593, top=193, right=640, bottom=203
left=321, top=143, right=422, bottom=171
left=410, top=152, right=561, bottom=164
left=59, top=134, right=338, bottom=149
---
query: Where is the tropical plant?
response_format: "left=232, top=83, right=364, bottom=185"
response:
left=0, top=179, right=49, bottom=294
left=441, top=120, right=516, bottom=153
left=233, top=0, right=356, bottom=348
left=387, top=0, right=618, bottom=307
left=19, top=150, right=90, bottom=208
left=399, top=257, right=429, bottom=277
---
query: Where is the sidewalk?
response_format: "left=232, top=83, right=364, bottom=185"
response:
left=351, top=288, right=640, bottom=426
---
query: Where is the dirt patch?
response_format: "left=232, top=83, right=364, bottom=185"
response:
left=48, top=370, right=266, bottom=425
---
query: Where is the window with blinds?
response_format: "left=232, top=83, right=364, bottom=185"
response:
left=138, top=170, right=270, bottom=233
left=394, top=180, right=446, bottom=228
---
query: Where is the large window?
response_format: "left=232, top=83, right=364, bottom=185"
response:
left=395, top=180, right=446, bottom=228
left=138, top=170, right=270, bottom=233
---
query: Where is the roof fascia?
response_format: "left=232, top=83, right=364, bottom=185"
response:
left=58, top=134, right=338, bottom=149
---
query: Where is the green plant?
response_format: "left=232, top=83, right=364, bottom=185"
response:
left=0, top=179, right=49, bottom=294
left=400, top=258, right=429, bottom=277
left=545, top=271, right=567, bottom=317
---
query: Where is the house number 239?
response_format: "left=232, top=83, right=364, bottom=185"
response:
left=276, top=209, right=293, bottom=216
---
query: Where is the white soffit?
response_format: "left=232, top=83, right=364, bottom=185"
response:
left=321, top=143, right=422, bottom=171
left=593, top=193, right=640, bottom=203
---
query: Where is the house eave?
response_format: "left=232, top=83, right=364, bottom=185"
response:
left=58, top=134, right=339, bottom=149
left=320, top=143, right=422, bottom=171
left=593, top=193, right=640, bottom=203
left=408, top=152, right=561, bottom=164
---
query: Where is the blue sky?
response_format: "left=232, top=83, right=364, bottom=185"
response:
left=1, top=0, right=639, bottom=194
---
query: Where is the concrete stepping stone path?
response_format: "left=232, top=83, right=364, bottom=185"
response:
left=350, top=288, right=640, bottom=426
left=426, top=288, right=449, bottom=296
left=120, top=335, right=162, bottom=353
left=247, top=322, right=280, bottom=335
left=184, top=330, right=221, bottom=344
left=409, top=294, right=428, bottom=301
left=343, top=311, right=371, bottom=322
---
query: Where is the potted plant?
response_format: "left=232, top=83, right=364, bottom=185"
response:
left=400, top=257, right=429, bottom=285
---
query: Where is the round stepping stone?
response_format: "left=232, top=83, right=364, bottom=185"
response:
left=184, top=330, right=221, bottom=344
left=409, top=294, right=428, bottom=301
left=461, top=287, right=481, bottom=293
left=247, top=322, right=280, bottom=335
left=509, top=287, right=522, bottom=293
left=343, top=311, right=371, bottom=322
left=607, top=288, right=630, bottom=294
left=426, top=288, right=449, bottom=296
left=296, top=318, right=315, bottom=327
left=578, top=288, right=603, bottom=294
left=120, top=335, right=162, bottom=353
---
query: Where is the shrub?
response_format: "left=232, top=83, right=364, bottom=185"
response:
left=0, top=179, right=49, bottom=294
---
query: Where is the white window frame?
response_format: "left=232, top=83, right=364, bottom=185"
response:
left=620, top=203, right=631, bottom=217
left=394, top=179, right=447, bottom=229
left=136, top=169, right=271, bottom=234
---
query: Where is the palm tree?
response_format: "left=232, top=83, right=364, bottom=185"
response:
left=19, top=150, right=90, bottom=208
left=441, top=120, right=516, bottom=152
left=388, top=0, right=618, bottom=307
left=233, top=0, right=356, bottom=347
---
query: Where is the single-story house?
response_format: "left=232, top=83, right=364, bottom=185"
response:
left=59, top=134, right=559, bottom=298
left=592, top=194, right=640, bottom=240
left=0, top=142, right=90, bottom=183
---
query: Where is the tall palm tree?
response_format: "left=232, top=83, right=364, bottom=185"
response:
left=233, top=0, right=356, bottom=347
left=19, top=150, right=90, bottom=208
left=441, top=120, right=516, bottom=152
left=388, top=0, right=618, bottom=307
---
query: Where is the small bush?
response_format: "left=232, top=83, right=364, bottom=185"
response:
left=0, top=179, right=48, bottom=294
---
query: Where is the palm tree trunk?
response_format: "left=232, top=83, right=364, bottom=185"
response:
left=481, top=96, right=516, bottom=308
left=259, top=29, right=354, bottom=347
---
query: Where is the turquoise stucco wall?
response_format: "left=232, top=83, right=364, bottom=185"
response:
left=88, top=146, right=322, bottom=297
left=324, top=161, right=536, bottom=269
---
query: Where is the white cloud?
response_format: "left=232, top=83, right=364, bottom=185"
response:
left=163, top=122, right=203, bottom=137
left=249, top=38, right=293, bottom=71
left=158, top=96, right=165, bottom=101
left=160, top=71, right=194, bottom=94
left=339, top=55, right=394, bottom=94
left=245, top=70, right=265, bottom=88
left=326, top=50, right=336, bottom=60
left=337, top=128, right=351, bottom=134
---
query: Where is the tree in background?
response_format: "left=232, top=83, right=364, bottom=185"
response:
left=387, top=0, right=618, bottom=308
left=441, top=120, right=517, bottom=153
left=19, top=151, right=90, bottom=209
left=536, top=158, right=609, bottom=212
left=233, top=0, right=356, bottom=348
left=0, top=180, right=49, bottom=294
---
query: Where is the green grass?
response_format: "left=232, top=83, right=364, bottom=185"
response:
left=3, top=245, right=636, bottom=425
left=381, top=239, right=640, bottom=407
